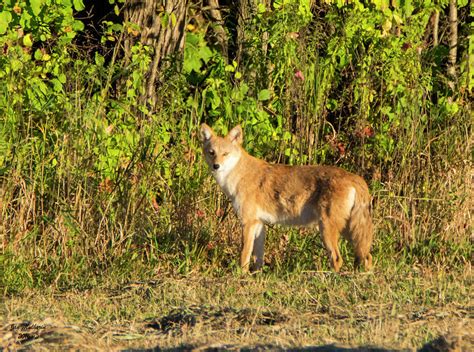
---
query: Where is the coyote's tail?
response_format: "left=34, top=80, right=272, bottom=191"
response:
left=347, top=182, right=373, bottom=270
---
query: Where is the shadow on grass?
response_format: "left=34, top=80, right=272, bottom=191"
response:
left=124, top=345, right=402, bottom=352
left=124, top=334, right=465, bottom=351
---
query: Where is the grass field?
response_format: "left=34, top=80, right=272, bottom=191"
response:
left=1, top=250, right=472, bottom=350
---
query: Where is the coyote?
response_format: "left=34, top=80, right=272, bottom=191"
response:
left=200, top=123, right=373, bottom=272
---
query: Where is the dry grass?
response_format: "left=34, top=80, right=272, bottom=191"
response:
left=1, top=265, right=472, bottom=351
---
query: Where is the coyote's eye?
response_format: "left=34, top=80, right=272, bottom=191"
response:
left=209, top=149, right=215, bottom=156
left=223, top=152, right=229, bottom=156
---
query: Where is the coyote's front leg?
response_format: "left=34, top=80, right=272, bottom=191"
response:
left=252, top=222, right=266, bottom=271
left=240, top=220, right=264, bottom=272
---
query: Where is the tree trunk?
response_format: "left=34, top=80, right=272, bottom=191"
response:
left=447, top=0, right=457, bottom=79
left=206, top=0, right=228, bottom=62
left=236, top=0, right=255, bottom=65
left=124, top=0, right=189, bottom=106
left=432, top=10, right=439, bottom=46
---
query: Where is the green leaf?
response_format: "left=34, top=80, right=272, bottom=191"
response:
left=183, top=53, right=201, bottom=73
left=20, top=11, right=32, bottom=28
left=258, top=89, right=271, bottom=101
left=58, top=73, right=66, bottom=83
left=30, top=0, right=44, bottom=16
left=72, top=20, right=85, bottom=31
left=73, top=0, right=85, bottom=11
left=52, top=78, right=63, bottom=92
left=95, top=52, right=105, bottom=66
left=183, top=32, right=214, bottom=73
left=198, top=45, right=213, bottom=64
left=11, top=59, right=22, bottom=71
left=161, top=13, right=169, bottom=28
left=392, top=12, right=403, bottom=25
left=0, top=11, right=13, bottom=35
left=23, top=34, right=33, bottom=47
left=170, top=12, right=177, bottom=27
left=186, top=32, right=199, bottom=46
left=34, top=49, right=43, bottom=60
left=400, top=0, right=414, bottom=16
left=239, top=83, right=249, bottom=96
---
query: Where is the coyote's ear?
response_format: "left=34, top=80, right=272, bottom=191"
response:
left=200, top=123, right=214, bottom=142
left=227, top=125, right=243, bottom=145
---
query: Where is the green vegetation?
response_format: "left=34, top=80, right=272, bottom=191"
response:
left=0, top=0, right=471, bottom=349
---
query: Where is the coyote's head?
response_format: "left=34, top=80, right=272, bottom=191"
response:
left=200, top=124, right=243, bottom=178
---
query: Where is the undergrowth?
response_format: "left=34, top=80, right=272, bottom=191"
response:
left=0, top=0, right=472, bottom=295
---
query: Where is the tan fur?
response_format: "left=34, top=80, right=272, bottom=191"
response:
left=200, top=123, right=373, bottom=272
